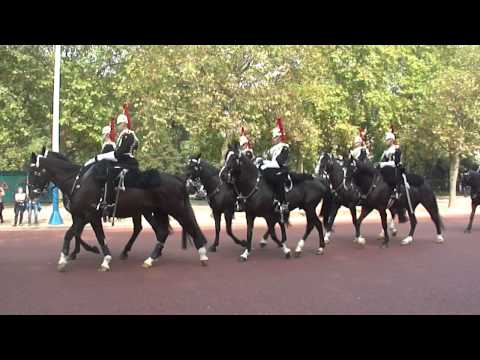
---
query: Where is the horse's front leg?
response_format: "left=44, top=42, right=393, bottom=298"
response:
left=324, top=201, right=341, bottom=244
left=355, top=206, right=373, bottom=246
left=268, top=220, right=291, bottom=259
left=120, top=214, right=143, bottom=260
left=90, top=217, right=112, bottom=272
left=224, top=211, right=247, bottom=248
left=465, top=201, right=477, bottom=233
left=57, top=218, right=83, bottom=272
left=208, top=211, right=222, bottom=252
left=294, top=207, right=316, bottom=257
left=379, top=209, right=390, bottom=248
left=240, top=214, right=255, bottom=261
left=400, top=204, right=417, bottom=246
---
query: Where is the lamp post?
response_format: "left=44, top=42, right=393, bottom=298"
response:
left=49, top=45, right=63, bottom=225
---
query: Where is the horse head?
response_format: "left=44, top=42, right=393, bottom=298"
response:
left=317, top=152, right=335, bottom=177
left=184, top=153, right=203, bottom=194
left=220, top=143, right=241, bottom=184
left=28, top=152, right=51, bottom=197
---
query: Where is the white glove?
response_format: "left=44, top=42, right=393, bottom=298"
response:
left=84, top=158, right=96, bottom=167
left=255, top=157, right=264, bottom=167
left=379, top=161, right=395, bottom=168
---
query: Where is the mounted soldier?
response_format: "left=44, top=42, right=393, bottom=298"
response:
left=235, top=126, right=255, bottom=212
left=239, top=126, right=254, bottom=162
left=101, top=117, right=116, bottom=153
left=256, top=117, right=291, bottom=220
left=350, top=128, right=369, bottom=161
left=377, top=129, right=402, bottom=200
left=84, top=103, right=139, bottom=219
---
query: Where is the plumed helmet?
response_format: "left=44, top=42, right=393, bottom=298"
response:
left=240, top=135, right=249, bottom=147
left=354, top=136, right=363, bottom=145
left=117, top=114, right=128, bottom=125
left=385, top=132, right=395, bottom=141
left=272, top=127, right=282, bottom=139
left=102, top=126, right=111, bottom=136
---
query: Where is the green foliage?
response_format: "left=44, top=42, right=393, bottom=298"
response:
left=2, top=45, right=480, bottom=200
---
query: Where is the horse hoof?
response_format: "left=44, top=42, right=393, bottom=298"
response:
left=381, top=243, right=389, bottom=249
left=57, top=264, right=68, bottom=272
left=239, top=256, right=248, bottom=262
left=391, top=230, right=398, bottom=237
left=120, top=253, right=128, bottom=260
left=355, top=237, right=366, bottom=246
left=208, top=246, right=217, bottom=252
left=284, top=251, right=291, bottom=259
left=435, top=235, right=445, bottom=244
left=201, top=260, right=208, bottom=267
left=142, top=262, right=152, bottom=269
left=400, top=236, right=413, bottom=246
left=316, top=248, right=325, bottom=255
left=68, top=255, right=77, bottom=261
left=464, top=229, right=471, bottom=234
left=260, top=242, right=267, bottom=249
left=98, top=266, right=110, bottom=272
left=294, top=251, right=302, bottom=258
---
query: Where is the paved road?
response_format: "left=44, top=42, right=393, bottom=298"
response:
left=0, top=214, right=479, bottom=314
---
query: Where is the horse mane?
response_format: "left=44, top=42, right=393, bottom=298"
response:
left=199, top=160, right=220, bottom=177
left=43, top=154, right=82, bottom=173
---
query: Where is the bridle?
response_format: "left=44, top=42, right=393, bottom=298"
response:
left=221, top=150, right=260, bottom=202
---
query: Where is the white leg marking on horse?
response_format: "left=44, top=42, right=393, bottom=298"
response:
left=240, top=249, right=249, bottom=259
left=355, top=236, right=366, bottom=245
left=198, top=247, right=208, bottom=261
left=324, top=231, right=331, bottom=244
left=101, top=255, right=112, bottom=269
left=143, top=257, right=154, bottom=267
left=401, top=236, right=413, bottom=245
left=295, top=239, right=305, bottom=253
left=378, top=230, right=385, bottom=240
left=436, top=234, right=445, bottom=243
left=58, top=252, right=68, bottom=265
left=260, top=238, right=268, bottom=245
left=282, top=244, right=291, bottom=255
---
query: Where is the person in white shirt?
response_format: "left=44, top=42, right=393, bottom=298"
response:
left=13, top=186, right=27, bottom=226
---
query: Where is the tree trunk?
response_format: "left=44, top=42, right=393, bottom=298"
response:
left=448, top=152, right=460, bottom=208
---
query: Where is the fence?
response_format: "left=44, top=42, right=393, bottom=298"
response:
left=0, top=171, right=53, bottom=204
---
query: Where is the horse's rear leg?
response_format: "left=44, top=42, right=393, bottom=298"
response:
left=225, top=211, right=247, bottom=248
left=142, top=213, right=171, bottom=268
left=465, top=201, right=478, bottom=234
left=260, top=228, right=269, bottom=248
left=120, top=214, right=143, bottom=260
left=173, top=204, right=208, bottom=266
left=421, top=193, right=444, bottom=243
left=294, top=208, right=317, bottom=257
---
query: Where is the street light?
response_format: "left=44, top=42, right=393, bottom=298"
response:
left=49, top=45, right=63, bottom=225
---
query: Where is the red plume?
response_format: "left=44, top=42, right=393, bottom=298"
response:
left=123, top=103, right=132, bottom=130
left=240, top=126, right=252, bottom=149
left=109, top=117, right=116, bottom=142
left=359, top=128, right=366, bottom=142
left=276, top=117, right=286, bottom=142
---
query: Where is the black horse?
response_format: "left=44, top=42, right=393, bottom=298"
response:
left=28, top=150, right=209, bottom=272
left=221, top=144, right=329, bottom=260
left=461, top=170, right=480, bottom=233
left=317, top=152, right=405, bottom=245
left=42, top=151, right=150, bottom=261
left=347, top=149, right=444, bottom=247
left=184, top=154, right=248, bottom=252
